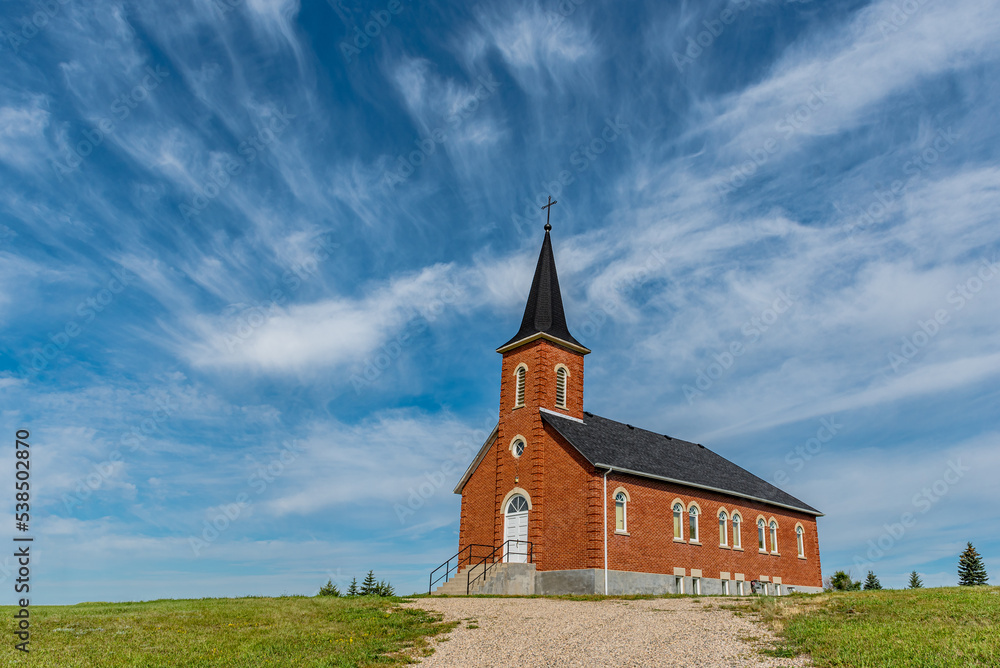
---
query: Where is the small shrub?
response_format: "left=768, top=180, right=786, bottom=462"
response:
left=317, top=579, right=340, bottom=597
left=827, top=570, right=861, bottom=591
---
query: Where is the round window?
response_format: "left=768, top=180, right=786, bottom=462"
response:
left=512, top=439, right=525, bottom=457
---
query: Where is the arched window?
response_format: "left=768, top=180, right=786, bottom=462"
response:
left=770, top=520, right=778, bottom=554
left=757, top=519, right=767, bottom=552
left=673, top=503, right=684, bottom=540
left=732, top=513, right=742, bottom=549
left=515, top=365, right=526, bottom=407
left=555, top=366, right=568, bottom=408
left=688, top=506, right=699, bottom=542
left=507, top=495, right=529, bottom=513
left=615, top=492, right=627, bottom=532
left=718, top=511, right=729, bottom=546
left=511, top=438, right=525, bottom=458
left=796, top=525, right=805, bottom=558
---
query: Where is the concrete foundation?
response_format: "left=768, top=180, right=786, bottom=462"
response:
left=532, top=568, right=822, bottom=596
left=476, top=563, right=536, bottom=595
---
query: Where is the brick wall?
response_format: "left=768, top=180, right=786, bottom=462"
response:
left=598, top=472, right=822, bottom=588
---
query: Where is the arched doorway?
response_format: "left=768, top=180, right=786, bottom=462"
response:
left=503, top=494, right=529, bottom=563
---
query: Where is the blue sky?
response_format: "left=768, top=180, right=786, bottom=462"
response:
left=1, top=0, right=998, bottom=603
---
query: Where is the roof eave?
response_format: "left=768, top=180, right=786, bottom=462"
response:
left=453, top=423, right=499, bottom=494
left=496, top=331, right=591, bottom=355
left=594, top=463, right=824, bottom=517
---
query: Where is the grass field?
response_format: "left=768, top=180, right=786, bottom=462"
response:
left=0, top=595, right=455, bottom=667
left=4, top=587, right=996, bottom=667
left=734, top=586, right=1000, bottom=667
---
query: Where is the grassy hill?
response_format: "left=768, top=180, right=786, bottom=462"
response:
left=0, top=595, right=454, bottom=667
left=3, top=587, right=996, bottom=666
left=735, top=586, right=1000, bottom=667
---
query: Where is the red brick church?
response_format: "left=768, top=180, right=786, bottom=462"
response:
left=430, top=220, right=823, bottom=596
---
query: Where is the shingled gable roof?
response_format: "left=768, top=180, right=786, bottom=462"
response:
left=540, top=409, right=823, bottom=516
left=497, top=228, right=589, bottom=354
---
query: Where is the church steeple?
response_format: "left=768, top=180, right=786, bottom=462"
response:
left=497, top=214, right=589, bottom=355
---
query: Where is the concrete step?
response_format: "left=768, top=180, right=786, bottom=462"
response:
left=431, top=562, right=508, bottom=595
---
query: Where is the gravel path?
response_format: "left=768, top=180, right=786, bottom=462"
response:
left=404, top=597, right=811, bottom=667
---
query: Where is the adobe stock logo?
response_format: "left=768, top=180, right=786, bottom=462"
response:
left=853, top=458, right=969, bottom=573
left=683, top=289, right=795, bottom=403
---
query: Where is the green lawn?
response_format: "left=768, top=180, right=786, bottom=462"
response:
left=738, top=586, right=1000, bottom=667
left=0, top=596, right=455, bottom=667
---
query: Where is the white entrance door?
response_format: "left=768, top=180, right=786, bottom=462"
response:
left=503, top=495, right=529, bottom=563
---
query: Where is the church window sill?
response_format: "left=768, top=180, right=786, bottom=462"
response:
left=614, top=531, right=630, bottom=536
left=719, top=544, right=730, bottom=550
left=688, top=541, right=701, bottom=546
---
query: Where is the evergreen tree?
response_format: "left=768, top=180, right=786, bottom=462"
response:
left=377, top=579, right=395, bottom=597
left=317, top=579, right=341, bottom=597
left=907, top=571, right=923, bottom=589
left=347, top=577, right=359, bottom=596
left=863, top=570, right=882, bottom=590
left=828, top=570, right=861, bottom=591
left=958, top=542, right=989, bottom=586
left=360, top=570, right=378, bottom=596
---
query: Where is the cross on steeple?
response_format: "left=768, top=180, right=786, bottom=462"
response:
left=541, top=195, right=558, bottom=231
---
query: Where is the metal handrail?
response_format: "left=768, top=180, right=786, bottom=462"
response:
left=466, top=540, right=534, bottom=595
left=428, top=544, right=493, bottom=594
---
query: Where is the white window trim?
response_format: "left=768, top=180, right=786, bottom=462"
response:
left=721, top=579, right=729, bottom=595
left=509, top=435, right=527, bottom=458
left=688, top=505, right=700, bottom=543
left=500, top=487, right=533, bottom=514
left=796, top=524, right=806, bottom=559
left=675, top=576, right=684, bottom=594
left=769, top=519, right=779, bottom=555
left=514, top=363, right=527, bottom=408
left=614, top=488, right=629, bottom=534
left=554, top=364, right=569, bottom=409
left=718, top=510, right=729, bottom=547
left=672, top=502, right=684, bottom=541
left=732, top=514, right=742, bottom=549
left=692, top=577, right=701, bottom=595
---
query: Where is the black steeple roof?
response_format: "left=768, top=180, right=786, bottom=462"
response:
left=498, top=228, right=588, bottom=353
